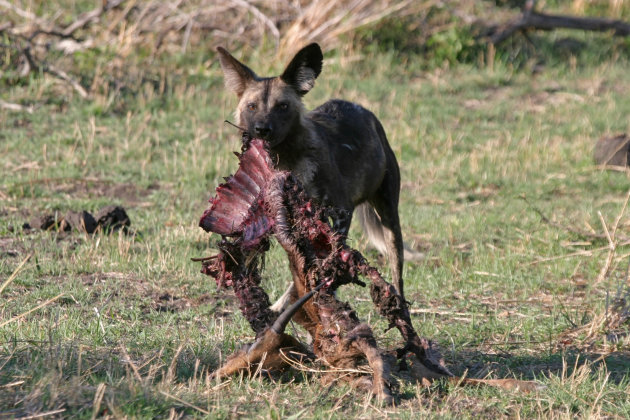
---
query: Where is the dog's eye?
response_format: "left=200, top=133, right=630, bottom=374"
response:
left=247, top=103, right=257, bottom=111
left=278, top=102, right=289, bottom=111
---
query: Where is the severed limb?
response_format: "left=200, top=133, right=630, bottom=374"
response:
left=198, top=136, right=543, bottom=397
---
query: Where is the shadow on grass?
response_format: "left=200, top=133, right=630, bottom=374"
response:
left=446, top=347, right=630, bottom=386
left=2, top=334, right=628, bottom=417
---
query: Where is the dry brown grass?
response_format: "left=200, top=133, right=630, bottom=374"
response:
left=555, top=190, right=630, bottom=353
left=1, top=0, right=442, bottom=103
left=0, top=0, right=437, bottom=64
left=277, top=0, right=438, bottom=58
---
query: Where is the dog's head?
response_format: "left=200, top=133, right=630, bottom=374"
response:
left=216, top=44, right=323, bottom=148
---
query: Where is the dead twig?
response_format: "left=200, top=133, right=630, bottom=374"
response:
left=594, top=189, right=630, bottom=286
left=610, top=189, right=630, bottom=238
left=595, top=211, right=616, bottom=286
left=0, top=0, right=42, bottom=23
left=119, top=344, right=144, bottom=383
left=0, top=252, right=33, bottom=295
left=5, top=38, right=90, bottom=98
left=279, top=0, right=432, bottom=58
left=46, top=63, right=89, bottom=98
left=0, top=293, right=65, bottom=328
left=165, top=342, right=186, bottom=384
left=159, top=391, right=210, bottom=416
left=15, top=409, right=67, bottom=420
left=522, top=195, right=630, bottom=243
left=0, top=99, right=34, bottom=113
left=90, top=383, right=106, bottom=420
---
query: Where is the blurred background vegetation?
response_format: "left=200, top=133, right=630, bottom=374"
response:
left=2, top=0, right=630, bottom=113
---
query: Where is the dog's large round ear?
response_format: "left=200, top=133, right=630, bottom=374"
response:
left=280, top=43, right=323, bottom=96
left=216, top=46, right=258, bottom=97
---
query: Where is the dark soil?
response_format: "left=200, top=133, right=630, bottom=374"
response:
left=23, top=206, right=131, bottom=235
left=44, top=180, right=158, bottom=206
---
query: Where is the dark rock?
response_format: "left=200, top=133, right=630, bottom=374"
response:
left=28, top=214, right=58, bottom=230
left=594, top=134, right=630, bottom=167
left=94, top=205, right=130, bottom=232
left=61, top=210, right=97, bottom=234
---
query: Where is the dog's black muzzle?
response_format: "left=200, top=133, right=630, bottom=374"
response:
left=254, top=122, right=272, bottom=138
left=253, top=122, right=284, bottom=148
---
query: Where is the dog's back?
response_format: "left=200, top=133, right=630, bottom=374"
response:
left=306, top=99, right=391, bottom=209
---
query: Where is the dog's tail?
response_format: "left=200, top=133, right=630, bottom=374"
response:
left=355, top=203, right=425, bottom=262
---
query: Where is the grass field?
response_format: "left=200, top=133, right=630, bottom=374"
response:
left=2, top=6, right=630, bottom=417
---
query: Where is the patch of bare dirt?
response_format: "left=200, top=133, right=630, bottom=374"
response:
left=576, top=77, right=629, bottom=97
left=80, top=271, right=140, bottom=287
left=0, top=237, right=23, bottom=258
left=14, top=178, right=158, bottom=206
left=149, top=292, right=220, bottom=313
left=523, top=88, right=588, bottom=114
left=78, top=272, right=234, bottom=316
left=462, top=85, right=513, bottom=111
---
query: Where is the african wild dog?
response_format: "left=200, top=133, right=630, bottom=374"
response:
left=216, top=43, right=414, bottom=307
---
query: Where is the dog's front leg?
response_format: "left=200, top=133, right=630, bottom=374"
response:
left=331, top=207, right=352, bottom=238
left=269, top=282, right=297, bottom=312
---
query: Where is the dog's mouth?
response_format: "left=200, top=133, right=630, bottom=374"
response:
left=261, top=136, right=285, bottom=149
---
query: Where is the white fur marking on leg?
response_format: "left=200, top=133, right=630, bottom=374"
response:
left=270, top=282, right=295, bottom=313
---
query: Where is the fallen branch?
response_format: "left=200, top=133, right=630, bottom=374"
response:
left=1, top=36, right=90, bottom=98
left=228, top=0, right=280, bottom=43
left=489, top=1, right=630, bottom=45
left=46, top=63, right=89, bottom=98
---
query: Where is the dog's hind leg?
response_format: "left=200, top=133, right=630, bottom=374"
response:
left=356, top=203, right=405, bottom=301
left=375, top=203, right=405, bottom=302
left=358, top=164, right=406, bottom=302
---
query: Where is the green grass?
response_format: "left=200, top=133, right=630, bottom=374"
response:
left=2, top=28, right=630, bottom=419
